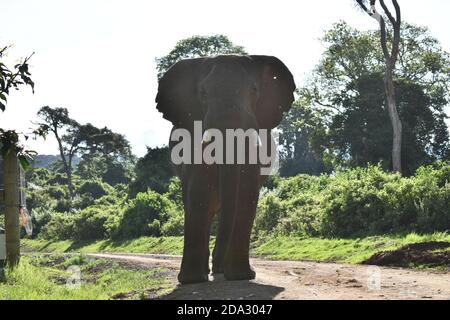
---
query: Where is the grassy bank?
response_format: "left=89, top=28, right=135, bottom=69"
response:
left=23, top=232, right=450, bottom=265
left=22, top=236, right=185, bottom=255
left=0, top=254, right=173, bottom=300
left=253, top=233, right=450, bottom=264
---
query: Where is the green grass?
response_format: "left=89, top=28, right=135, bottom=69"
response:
left=252, top=232, right=450, bottom=264
left=22, top=236, right=185, bottom=255
left=22, top=232, right=450, bottom=265
left=0, top=253, right=173, bottom=300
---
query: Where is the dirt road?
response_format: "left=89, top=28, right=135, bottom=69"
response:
left=88, top=253, right=450, bottom=300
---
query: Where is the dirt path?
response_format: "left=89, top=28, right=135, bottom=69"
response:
left=88, top=253, right=450, bottom=300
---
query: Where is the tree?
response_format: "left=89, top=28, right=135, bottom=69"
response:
left=0, top=46, right=34, bottom=112
left=37, top=106, right=79, bottom=197
left=0, top=46, right=37, bottom=168
left=129, top=146, right=173, bottom=197
left=155, top=35, right=247, bottom=79
left=37, top=107, right=133, bottom=197
left=298, top=22, right=450, bottom=173
left=355, top=0, right=402, bottom=173
left=0, top=45, right=35, bottom=267
left=278, top=99, right=330, bottom=176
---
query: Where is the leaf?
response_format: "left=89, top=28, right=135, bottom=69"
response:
left=18, top=155, right=30, bottom=170
left=0, top=100, right=5, bottom=111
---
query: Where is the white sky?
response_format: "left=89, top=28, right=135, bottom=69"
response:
left=1, top=0, right=449, bottom=156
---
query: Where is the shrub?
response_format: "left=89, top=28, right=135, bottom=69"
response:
left=47, top=185, right=69, bottom=199
left=30, top=207, right=54, bottom=238
left=54, top=198, right=72, bottom=213
left=72, top=207, right=111, bottom=240
left=254, top=195, right=287, bottom=237
left=114, top=190, right=175, bottom=238
left=256, top=163, right=450, bottom=238
left=47, top=173, right=69, bottom=185
left=39, top=213, right=75, bottom=240
left=166, top=177, right=183, bottom=208
left=77, top=180, right=113, bottom=199
left=320, top=166, right=398, bottom=237
left=161, top=209, right=184, bottom=236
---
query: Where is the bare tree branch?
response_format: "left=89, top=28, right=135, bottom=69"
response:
left=379, top=0, right=396, bottom=25
left=392, top=0, right=401, bottom=26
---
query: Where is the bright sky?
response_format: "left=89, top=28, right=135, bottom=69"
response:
left=1, top=0, right=450, bottom=156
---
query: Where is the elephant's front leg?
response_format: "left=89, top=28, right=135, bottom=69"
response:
left=178, top=167, right=214, bottom=284
left=224, top=164, right=260, bottom=281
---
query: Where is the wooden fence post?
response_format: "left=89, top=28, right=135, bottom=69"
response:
left=3, top=151, right=20, bottom=267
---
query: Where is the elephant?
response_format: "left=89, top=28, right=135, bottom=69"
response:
left=155, top=55, right=296, bottom=284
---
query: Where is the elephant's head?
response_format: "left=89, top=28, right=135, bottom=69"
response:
left=156, top=55, right=296, bottom=137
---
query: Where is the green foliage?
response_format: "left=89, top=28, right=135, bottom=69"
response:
left=129, top=146, right=174, bottom=197
left=29, top=208, right=53, bottom=238
left=39, top=212, right=75, bottom=240
left=0, top=254, right=172, bottom=300
left=114, top=191, right=176, bottom=238
left=253, top=232, right=450, bottom=264
left=161, top=209, right=184, bottom=236
left=278, top=101, right=330, bottom=176
left=0, top=46, right=37, bottom=169
left=155, top=34, right=247, bottom=79
left=72, top=207, right=111, bottom=240
left=36, top=106, right=133, bottom=198
left=288, top=22, right=450, bottom=174
left=256, top=163, right=450, bottom=238
left=77, top=179, right=112, bottom=199
left=165, top=177, right=183, bottom=208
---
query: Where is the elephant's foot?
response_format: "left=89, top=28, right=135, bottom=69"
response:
left=224, top=263, right=256, bottom=281
left=178, top=271, right=209, bottom=285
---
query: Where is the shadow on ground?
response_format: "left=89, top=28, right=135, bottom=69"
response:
left=158, top=274, right=284, bottom=300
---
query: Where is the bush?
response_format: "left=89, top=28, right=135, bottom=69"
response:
left=77, top=180, right=113, bottom=199
left=40, top=213, right=75, bottom=240
left=47, top=173, right=69, bottom=185
left=114, top=190, right=176, bottom=238
left=320, top=166, right=398, bottom=237
left=30, top=207, right=54, bottom=238
left=47, top=185, right=69, bottom=199
left=72, top=207, right=111, bottom=240
left=254, top=195, right=287, bottom=237
left=54, top=198, right=72, bottom=213
left=161, top=209, right=184, bottom=236
left=256, top=163, right=450, bottom=238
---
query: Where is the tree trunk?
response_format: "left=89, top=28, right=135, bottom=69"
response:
left=356, top=0, right=403, bottom=174
left=55, top=134, right=73, bottom=199
left=385, top=67, right=402, bottom=174
left=3, top=151, right=20, bottom=267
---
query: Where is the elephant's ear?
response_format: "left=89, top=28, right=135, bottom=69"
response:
left=250, top=55, right=296, bottom=129
left=156, top=58, right=207, bottom=127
